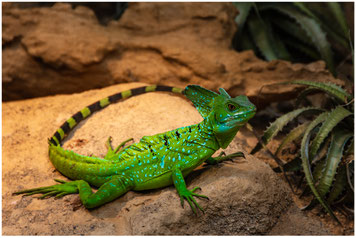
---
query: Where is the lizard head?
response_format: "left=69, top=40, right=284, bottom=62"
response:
left=210, top=88, right=256, bottom=148
left=184, top=85, right=256, bottom=149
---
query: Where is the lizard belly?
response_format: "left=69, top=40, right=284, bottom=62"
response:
left=131, top=152, right=213, bottom=191
left=132, top=171, right=173, bottom=191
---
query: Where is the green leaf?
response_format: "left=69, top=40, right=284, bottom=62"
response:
left=260, top=3, right=335, bottom=74
left=270, top=16, right=313, bottom=46
left=345, top=138, right=354, bottom=156
left=247, top=14, right=278, bottom=61
left=302, top=157, right=327, bottom=201
left=313, top=157, right=327, bottom=182
left=275, top=122, right=309, bottom=156
left=327, top=2, right=349, bottom=40
left=346, top=160, right=354, bottom=192
left=251, top=107, right=322, bottom=154
left=317, top=128, right=352, bottom=199
left=350, top=33, right=354, bottom=65
left=300, top=112, right=340, bottom=223
left=309, top=106, right=352, bottom=160
left=294, top=2, right=349, bottom=50
left=262, top=107, right=321, bottom=145
left=233, top=2, right=254, bottom=52
left=283, top=38, right=320, bottom=60
left=264, top=17, right=291, bottom=60
left=311, top=135, right=331, bottom=164
left=293, top=2, right=318, bottom=20
left=280, top=80, right=352, bottom=103
left=327, top=165, right=347, bottom=205
left=308, top=132, right=351, bottom=209
left=233, top=2, right=253, bottom=30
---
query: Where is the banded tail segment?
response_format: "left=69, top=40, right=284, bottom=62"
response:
left=49, top=85, right=184, bottom=146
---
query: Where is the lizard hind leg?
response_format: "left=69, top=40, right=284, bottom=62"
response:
left=13, top=176, right=134, bottom=209
left=104, top=136, right=134, bottom=160
left=13, top=179, right=80, bottom=199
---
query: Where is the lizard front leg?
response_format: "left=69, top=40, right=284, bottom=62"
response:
left=172, top=167, right=209, bottom=214
left=205, top=151, right=245, bottom=165
left=14, top=175, right=134, bottom=209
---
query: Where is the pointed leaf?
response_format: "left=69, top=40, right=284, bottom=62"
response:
left=327, top=2, right=349, bottom=39
left=293, top=2, right=318, bottom=20
left=327, top=165, right=347, bottom=205
left=247, top=15, right=278, bottom=61
left=271, top=16, right=313, bottom=46
left=251, top=107, right=322, bottom=154
left=317, top=128, right=352, bottom=199
left=300, top=112, right=340, bottom=223
left=346, top=160, right=354, bottom=192
left=302, top=157, right=327, bottom=208
left=293, top=2, right=349, bottom=49
left=275, top=122, right=309, bottom=156
left=311, top=136, right=331, bottom=164
left=264, top=17, right=291, bottom=60
left=309, top=106, right=352, bottom=160
left=283, top=38, right=321, bottom=60
left=280, top=80, right=352, bottom=103
left=261, top=107, right=321, bottom=145
left=233, top=2, right=253, bottom=30
left=345, top=138, right=354, bottom=156
left=313, top=157, right=327, bottom=182
left=233, top=2, right=254, bottom=51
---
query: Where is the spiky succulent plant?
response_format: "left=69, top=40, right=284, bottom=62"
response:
left=251, top=80, right=353, bottom=224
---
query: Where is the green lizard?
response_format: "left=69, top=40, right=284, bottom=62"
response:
left=14, top=85, right=256, bottom=213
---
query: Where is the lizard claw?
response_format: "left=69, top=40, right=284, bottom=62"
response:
left=179, top=187, right=209, bottom=214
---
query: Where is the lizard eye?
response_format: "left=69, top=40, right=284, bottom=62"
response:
left=227, top=104, right=236, bottom=111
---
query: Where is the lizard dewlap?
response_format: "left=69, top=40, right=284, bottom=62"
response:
left=14, top=85, right=256, bottom=213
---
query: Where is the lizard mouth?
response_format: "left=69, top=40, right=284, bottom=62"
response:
left=220, top=109, right=256, bottom=127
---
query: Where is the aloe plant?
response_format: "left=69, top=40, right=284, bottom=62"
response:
left=251, top=80, right=354, bottom=224
left=233, top=2, right=352, bottom=76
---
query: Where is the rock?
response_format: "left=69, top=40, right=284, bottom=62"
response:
left=268, top=204, right=331, bottom=235
left=3, top=3, right=342, bottom=104
left=3, top=83, right=297, bottom=235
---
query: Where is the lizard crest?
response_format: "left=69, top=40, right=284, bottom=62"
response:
left=185, top=85, right=256, bottom=148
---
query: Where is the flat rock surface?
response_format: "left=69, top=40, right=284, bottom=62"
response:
left=3, top=83, right=330, bottom=235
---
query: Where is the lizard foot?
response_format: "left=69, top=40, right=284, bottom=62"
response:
left=105, top=136, right=134, bottom=159
left=204, top=151, right=245, bottom=166
left=179, top=186, right=209, bottom=214
left=13, top=179, right=79, bottom=199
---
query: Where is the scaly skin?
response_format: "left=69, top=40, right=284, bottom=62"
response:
left=14, top=85, right=256, bottom=213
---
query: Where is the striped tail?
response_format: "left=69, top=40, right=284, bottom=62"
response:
left=49, top=85, right=184, bottom=146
